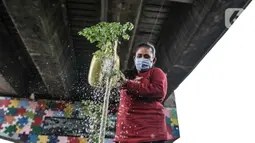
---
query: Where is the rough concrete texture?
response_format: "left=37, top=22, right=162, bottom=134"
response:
left=0, top=74, right=16, bottom=95
left=111, top=0, right=145, bottom=70
left=164, top=92, right=177, bottom=108
left=0, top=21, right=26, bottom=95
left=3, top=0, right=76, bottom=97
left=156, top=0, right=251, bottom=95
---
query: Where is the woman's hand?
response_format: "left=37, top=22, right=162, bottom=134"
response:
left=119, top=76, right=142, bottom=88
left=119, top=74, right=128, bottom=87
left=115, top=71, right=142, bottom=88
left=114, top=71, right=128, bottom=89
left=134, top=76, right=142, bottom=82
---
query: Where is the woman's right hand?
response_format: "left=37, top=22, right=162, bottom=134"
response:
left=113, top=71, right=128, bottom=89
left=119, top=72, right=128, bottom=87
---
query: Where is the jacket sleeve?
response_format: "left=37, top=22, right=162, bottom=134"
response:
left=126, top=68, right=167, bottom=98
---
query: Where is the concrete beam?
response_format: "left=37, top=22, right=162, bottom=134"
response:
left=0, top=75, right=16, bottom=95
left=123, top=0, right=144, bottom=69
left=3, top=0, right=76, bottom=98
left=168, top=0, right=193, bottom=4
left=0, top=21, right=25, bottom=95
left=156, top=0, right=251, bottom=97
left=101, top=0, right=108, bottom=21
left=146, top=0, right=193, bottom=4
left=164, top=92, right=176, bottom=108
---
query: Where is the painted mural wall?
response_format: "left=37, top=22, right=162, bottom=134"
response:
left=0, top=95, right=179, bottom=143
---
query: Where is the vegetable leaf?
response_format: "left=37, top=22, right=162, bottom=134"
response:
left=78, top=22, right=134, bottom=58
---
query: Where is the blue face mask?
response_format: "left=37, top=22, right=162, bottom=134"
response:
left=135, top=57, right=153, bottom=71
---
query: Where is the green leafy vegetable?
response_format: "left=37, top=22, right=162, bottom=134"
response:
left=78, top=22, right=133, bottom=142
left=78, top=22, right=134, bottom=58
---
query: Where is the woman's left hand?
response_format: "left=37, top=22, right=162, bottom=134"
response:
left=134, top=76, right=142, bottom=82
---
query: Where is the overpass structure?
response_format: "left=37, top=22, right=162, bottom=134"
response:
left=0, top=0, right=251, bottom=102
left=0, top=0, right=252, bottom=142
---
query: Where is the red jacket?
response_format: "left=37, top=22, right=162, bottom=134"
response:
left=114, top=68, right=171, bottom=143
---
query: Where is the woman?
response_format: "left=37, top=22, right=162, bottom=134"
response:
left=113, top=42, right=170, bottom=143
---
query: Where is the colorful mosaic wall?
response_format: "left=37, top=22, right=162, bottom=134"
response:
left=0, top=96, right=179, bottom=143
left=0, top=96, right=115, bottom=143
left=164, top=108, right=180, bottom=140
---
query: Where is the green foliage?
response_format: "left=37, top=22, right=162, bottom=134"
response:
left=78, top=22, right=133, bottom=142
left=78, top=22, right=134, bottom=58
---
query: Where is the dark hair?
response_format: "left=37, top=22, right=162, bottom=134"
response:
left=135, top=42, right=156, bottom=57
left=123, top=42, right=156, bottom=79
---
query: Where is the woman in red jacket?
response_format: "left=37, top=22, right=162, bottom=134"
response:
left=114, top=42, right=170, bottom=143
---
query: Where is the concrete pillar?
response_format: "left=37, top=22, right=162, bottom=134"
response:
left=0, top=21, right=26, bottom=95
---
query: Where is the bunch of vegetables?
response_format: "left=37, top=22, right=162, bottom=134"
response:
left=78, top=22, right=134, bottom=143
left=78, top=22, right=134, bottom=87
